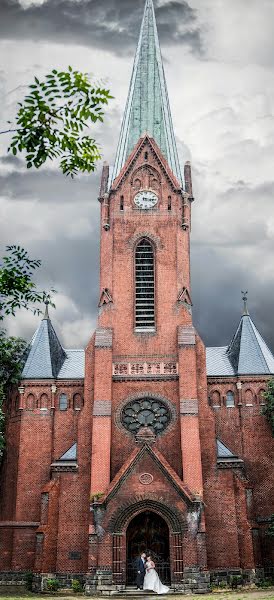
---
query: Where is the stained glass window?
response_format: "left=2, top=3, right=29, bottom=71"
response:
left=122, top=397, right=170, bottom=435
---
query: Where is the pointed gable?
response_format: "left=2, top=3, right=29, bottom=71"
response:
left=99, top=444, right=196, bottom=506
left=227, top=313, right=274, bottom=375
left=112, top=135, right=181, bottom=192
left=111, top=0, right=182, bottom=186
left=22, top=315, right=66, bottom=379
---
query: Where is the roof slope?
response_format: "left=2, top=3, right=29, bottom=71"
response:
left=207, top=311, right=274, bottom=377
left=22, top=314, right=85, bottom=380
left=227, top=313, right=274, bottom=375
left=111, top=0, right=182, bottom=186
left=22, top=316, right=66, bottom=379
left=206, top=346, right=235, bottom=377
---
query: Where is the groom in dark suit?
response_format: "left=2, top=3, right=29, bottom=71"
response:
left=135, top=552, right=146, bottom=590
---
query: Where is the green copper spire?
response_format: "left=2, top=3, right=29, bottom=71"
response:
left=111, top=0, right=182, bottom=185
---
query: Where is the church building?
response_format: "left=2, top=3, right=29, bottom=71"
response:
left=0, top=0, right=273, bottom=593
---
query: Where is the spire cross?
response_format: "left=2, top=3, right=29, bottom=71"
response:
left=241, top=290, right=249, bottom=315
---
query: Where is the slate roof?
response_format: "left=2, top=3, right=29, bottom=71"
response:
left=59, top=443, right=77, bottom=461
left=217, top=439, right=237, bottom=459
left=227, top=313, right=274, bottom=375
left=206, top=346, right=234, bottom=377
left=206, top=312, right=274, bottom=377
left=58, top=349, right=85, bottom=379
left=22, top=316, right=85, bottom=380
left=111, top=0, right=182, bottom=186
left=22, top=316, right=66, bottom=379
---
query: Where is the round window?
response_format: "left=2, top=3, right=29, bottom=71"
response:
left=121, top=397, right=171, bottom=435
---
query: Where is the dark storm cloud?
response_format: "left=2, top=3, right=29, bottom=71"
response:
left=191, top=245, right=274, bottom=352
left=0, top=167, right=101, bottom=204
left=0, top=0, right=201, bottom=55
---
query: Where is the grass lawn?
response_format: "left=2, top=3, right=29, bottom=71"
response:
left=0, top=588, right=274, bottom=600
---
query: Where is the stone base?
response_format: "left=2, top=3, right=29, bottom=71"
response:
left=0, top=566, right=272, bottom=594
left=172, top=567, right=210, bottom=594
left=210, top=567, right=257, bottom=587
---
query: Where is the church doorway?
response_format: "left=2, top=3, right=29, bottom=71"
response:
left=126, top=511, right=170, bottom=585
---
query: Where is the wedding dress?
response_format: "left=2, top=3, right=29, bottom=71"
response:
left=143, top=561, right=170, bottom=595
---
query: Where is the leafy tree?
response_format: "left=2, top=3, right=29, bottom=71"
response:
left=0, top=245, right=54, bottom=320
left=0, top=330, right=27, bottom=458
left=4, top=67, right=112, bottom=177
left=0, top=245, right=52, bottom=459
left=262, top=379, right=274, bottom=436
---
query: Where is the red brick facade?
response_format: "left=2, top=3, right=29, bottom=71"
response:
left=0, top=136, right=273, bottom=591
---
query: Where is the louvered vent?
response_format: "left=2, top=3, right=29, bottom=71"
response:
left=135, top=239, right=155, bottom=330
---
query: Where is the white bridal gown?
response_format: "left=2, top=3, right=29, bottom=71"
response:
left=143, top=561, right=170, bottom=595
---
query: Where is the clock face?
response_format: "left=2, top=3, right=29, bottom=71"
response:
left=134, top=190, right=158, bottom=209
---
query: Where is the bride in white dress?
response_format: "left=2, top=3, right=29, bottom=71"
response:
left=143, top=556, right=170, bottom=595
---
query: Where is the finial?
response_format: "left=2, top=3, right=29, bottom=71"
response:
left=241, top=291, right=249, bottom=316
left=43, top=297, right=50, bottom=320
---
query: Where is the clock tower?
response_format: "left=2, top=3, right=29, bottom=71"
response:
left=86, top=0, right=208, bottom=590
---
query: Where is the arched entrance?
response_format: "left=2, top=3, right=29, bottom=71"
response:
left=126, top=511, right=170, bottom=584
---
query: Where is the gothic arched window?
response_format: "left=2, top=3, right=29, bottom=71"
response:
left=135, top=238, right=155, bottom=330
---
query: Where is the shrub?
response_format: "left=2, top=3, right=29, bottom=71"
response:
left=46, top=578, right=59, bottom=592
left=229, top=575, right=243, bottom=589
left=72, top=578, right=83, bottom=593
left=257, top=578, right=272, bottom=588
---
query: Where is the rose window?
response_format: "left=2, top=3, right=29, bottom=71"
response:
left=121, top=398, right=171, bottom=435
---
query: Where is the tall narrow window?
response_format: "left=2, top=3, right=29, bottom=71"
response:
left=135, top=238, right=155, bottom=330
left=226, top=391, right=235, bottom=407
left=59, top=393, right=68, bottom=411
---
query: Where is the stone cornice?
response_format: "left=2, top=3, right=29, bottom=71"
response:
left=0, top=521, right=39, bottom=528
left=20, top=380, right=84, bottom=387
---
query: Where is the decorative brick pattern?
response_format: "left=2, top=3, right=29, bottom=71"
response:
left=93, top=400, right=112, bottom=416
left=113, top=361, right=178, bottom=378
left=180, top=399, right=198, bottom=415
left=178, top=325, right=196, bottom=346
left=95, top=328, right=113, bottom=348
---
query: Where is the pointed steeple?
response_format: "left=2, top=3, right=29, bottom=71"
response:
left=22, top=309, right=67, bottom=379
left=111, top=0, right=182, bottom=186
left=226, top=298, right=274, bottom=375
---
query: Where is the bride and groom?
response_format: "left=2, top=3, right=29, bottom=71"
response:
left=135, top=552, right=169, bottom=595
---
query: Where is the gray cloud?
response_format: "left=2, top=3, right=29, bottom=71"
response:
left=1, top=0, right=274, bottom=357
left=0, top=0, right=201, bottom=55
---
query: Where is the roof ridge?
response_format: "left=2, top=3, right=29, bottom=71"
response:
left=248, top=315, right=273, bottom=373
left=242, top=315, right=269, bottom=374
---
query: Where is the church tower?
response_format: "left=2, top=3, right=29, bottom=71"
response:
left=86, top=0, right=208, bottom=589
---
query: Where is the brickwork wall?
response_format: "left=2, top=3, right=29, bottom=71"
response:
left=0, top=389, right=21, bottom=521
left=111, top=380, right=182, bottom=478
left=203, top=376, right=274, bottom=569
left=207, top=377, right=274, bottom=518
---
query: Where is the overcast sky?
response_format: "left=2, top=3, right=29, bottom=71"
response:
left=1, top=0, right=274, bottom=352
